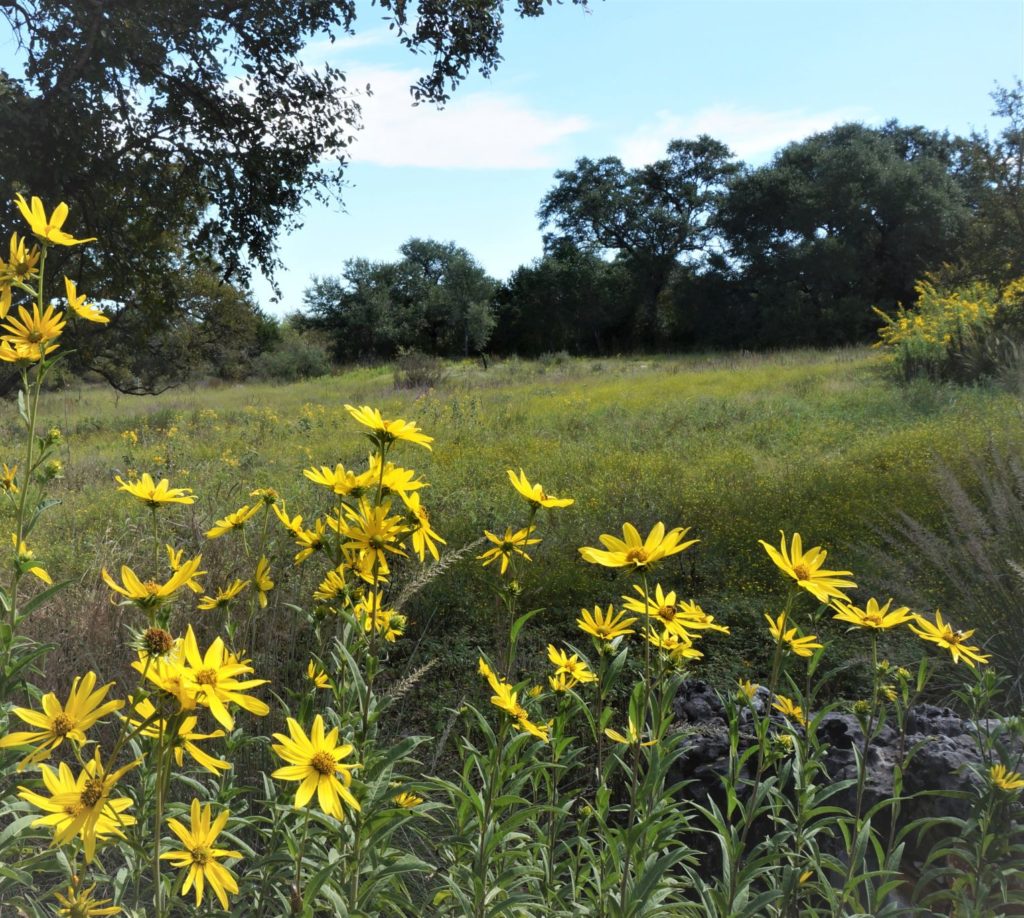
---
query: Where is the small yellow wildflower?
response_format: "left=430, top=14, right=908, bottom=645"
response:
left=306, top=660, right=331, bottom=690
left=271, top=715, right=361, bottom=820
left=15, top=194, right=96, bottom=246
left=345, top=404, right=433, bottom=450
left=737, top=678, right=759, bottom=701
left=115, top=472, right=195, bottom=508
left=478, top=525, right=540, bottom=575
left=160, top=798, right=242, bottom=910
left=772, top=694, right=807, bottom=728
left=507, top=468, right=574, bottom=509
left=579, top=521, right=697, bottom=570
left=205, top=504, right=259, bottom=538
left=990, top=763, right=1024, bottom=792
left=909, top=610, right=990, bottom=667
left=392, top=791, right=424, bottom=808
left=832, top=597, right=913, bottom=630
left=577, top=604, right=637, bottom=641
left=605, top=718, right=657, bottom=747
left=759, top=531, right=856, bottom=604
left=765, top=611, right=823, bottom=658
left=197, top=579, right=249, bottom=611
left=63, top=276, right=109, bottom=323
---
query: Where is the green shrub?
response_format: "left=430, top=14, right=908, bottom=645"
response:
left=394, top=348, right=448, bottom=390
left=252, top=324, right=333, bottom=382
left=875, top=273, right=1024, bottom=383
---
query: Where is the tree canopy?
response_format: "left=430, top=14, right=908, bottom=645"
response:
left=717, top=122, right=972, bottom=343
left=302, top=238, right=497, bottom=359
left=0, top=0, right=588, bottom=388
left=538, top=136, right=739, bottom=340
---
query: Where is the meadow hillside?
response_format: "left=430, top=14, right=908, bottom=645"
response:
left=23, top=347, right=1024, bottom=722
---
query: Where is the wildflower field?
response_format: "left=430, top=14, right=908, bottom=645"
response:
left=1, top=200, right=1023, bottom=915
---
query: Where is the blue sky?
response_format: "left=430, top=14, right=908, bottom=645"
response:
left=3, top=1, right=1022, bottom=314
left=250, top=0, right=1023, bottom=316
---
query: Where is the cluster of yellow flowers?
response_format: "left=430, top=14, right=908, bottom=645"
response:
left=2, top=615, right=264, bottom=906
left=760, top=530, right=991, bottom=668
left=0, top=196, right=108, bottom=364
left=1, top=200, right=1017, bottom=913
left=874, top=277, right=1017, bottom=351
left=479, top=658, right=550, bottom=741
left=2, top=392, right=453, bottom=910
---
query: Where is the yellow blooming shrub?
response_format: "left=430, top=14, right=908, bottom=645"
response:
left=874, top=273, right=1024, bottom=382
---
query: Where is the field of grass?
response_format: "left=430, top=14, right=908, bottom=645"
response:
left=5, top=345, right=1024, bottom=915
left=20, top=346, right=1024, bottom=709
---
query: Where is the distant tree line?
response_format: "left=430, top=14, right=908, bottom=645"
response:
left=302, top=83, right=1024, bottom=360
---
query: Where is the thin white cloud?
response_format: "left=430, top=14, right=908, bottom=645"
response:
left=341, top=67, right=590, bottom=169
left=303, top=27, right=393, bottom=60
left=617, top=104, right=875, bottom=166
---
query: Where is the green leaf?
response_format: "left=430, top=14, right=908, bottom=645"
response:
left=15, top=580, right=72, bottom=624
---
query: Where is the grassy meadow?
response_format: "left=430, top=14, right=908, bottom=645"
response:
left=4, top=343, right=1024, bottom=915
left=25, top=346, right=1024, bottom=710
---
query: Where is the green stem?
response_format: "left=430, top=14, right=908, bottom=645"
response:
left=473, top=719, right=509, bottom=918
left=618, top=569, right=652, bottom=912
left=835, top=634, right=881, bottom=915
left=728, top=584, right=800, bottom=906
left=153, top=718, right=167, bottom=918
left=150, top=507, right=160, bottom=570
left=294, top=804, right=311, bottom=908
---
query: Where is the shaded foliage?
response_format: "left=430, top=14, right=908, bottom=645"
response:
left=717, top=122, right=973, bottom=346
left=0, top=0, right=588, bottom=388
left=302, top=239, right=497, bottom=359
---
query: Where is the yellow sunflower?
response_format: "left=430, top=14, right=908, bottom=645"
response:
left=177, top=625, right=269, bottom=729
left=759, top=531, right=856, bottom=604
left=832, top=597, right=913, bottom=630
left=507, top=468, right=574, bottom=509
left=64, top=276, right=109, bottom=323
left=0, top=671, right=122, bottom=768
left=340, top=498, right=409, bottom=574
left=160, top=798, right=242, bottom=910
left=402, top=491, right=446, bottom=561
left=253, top=556, right=274, bottom=608
left=124, top=696, right=229, bottom=775
left=102, top=556, right=203, bottom=610
left=605, top=718, right=657, bottom=747
left=577, top=604, right=637, bottom=642
left=579, top=522, right=697, bottom=570
left=14, top=194, right=96, bottom=246
left=547, top=644, right=597, bottom=684
left=1, top=302, right=65, bottom=360
left=205, top=503, right=259, bottom=538
left=345, top=403, right=434, bottom=450
left=52, top=881, right=121, bottom=917
left=990, top=763, right=1024, bottom=793
left=909, top=610, right=990, bottom=667
left=306, top=660, right=331, bottom=689
left=765, top=611, right=823, bottom=658
left=18, top=752, right=137, bottom=863
left=303, top=462, right=365, bottom=496
left=478, top=525, right=540, bottom=575
left=115, top=472, right=195, bottom=508
left=368, top=454, right=426, bottom=499
left=271, top=714, right=361, bottom=820
left=772, top=694, right=807, bottom=728
left=197, top=578, right=249, bottom=611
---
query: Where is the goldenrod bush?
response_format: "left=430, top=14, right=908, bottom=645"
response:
left=0, top=199, right=1021, bottom=916
left=875, top=272, right=1024, bottom=383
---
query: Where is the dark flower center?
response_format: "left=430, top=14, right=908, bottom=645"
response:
left=311, top=751, right=335, bottom=776
left=80, top=777, right=105, bottom=809
left=51, top=713, right=74, bottom=736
